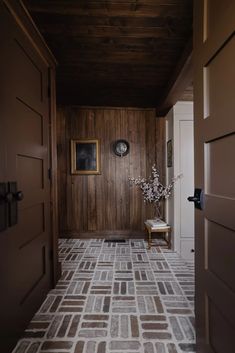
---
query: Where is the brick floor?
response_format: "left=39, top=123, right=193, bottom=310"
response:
left=12, top=239, right=195, bottom=353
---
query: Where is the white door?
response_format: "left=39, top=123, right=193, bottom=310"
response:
left=174, top=103, right=194, bottom=260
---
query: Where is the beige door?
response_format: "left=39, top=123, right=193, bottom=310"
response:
left=0, top=4, right=53, bottom=352
left=194, top=1, right=235, bottom=352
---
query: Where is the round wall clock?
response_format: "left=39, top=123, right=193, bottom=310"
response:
left=113, top=139, right=130, bottom=157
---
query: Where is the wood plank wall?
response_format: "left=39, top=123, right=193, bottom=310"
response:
left=57, top=106, right=165, bottom=238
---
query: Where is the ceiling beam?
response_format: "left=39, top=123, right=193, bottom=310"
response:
left=156, top=37, right=193, bottom=117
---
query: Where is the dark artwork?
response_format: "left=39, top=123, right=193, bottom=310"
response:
left=76, top=143, right=97, bottom=171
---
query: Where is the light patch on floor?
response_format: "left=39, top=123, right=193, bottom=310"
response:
left=12, top=239, right=195, bottom=353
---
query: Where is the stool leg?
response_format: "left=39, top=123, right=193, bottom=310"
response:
left=168, top=231, right=171, bottom=249
left=148, top=229, right=152, bottom=249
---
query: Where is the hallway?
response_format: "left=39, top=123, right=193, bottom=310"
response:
left=13, top=239, right=195, bottom=353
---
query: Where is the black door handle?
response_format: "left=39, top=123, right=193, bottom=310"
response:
left=8, top=182, right=17, bottom=227
left=0, top=183, right=8, bottom=232
left=0, top=183, right=23, bottom=230
left=187, top=196, right=199, bottom=202
left=8, top=182, right=24, bottom=227
left=188, top=188, right=204, bottom=210
left=0, top=190, right=23, bottom=203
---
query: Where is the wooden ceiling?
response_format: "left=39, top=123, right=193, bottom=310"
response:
left=24, top=0, right=193, bottom=110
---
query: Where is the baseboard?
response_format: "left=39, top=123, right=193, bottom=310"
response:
left=59, top=230, right=146, bottom=239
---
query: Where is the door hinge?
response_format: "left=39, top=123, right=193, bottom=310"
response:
left=48, top=168, right=52, bottom=180
left=0, top=182, right=8, bottom=232
left=49, top=249, right=54, bottom=261
left=47, top=85, right=51, bottom=99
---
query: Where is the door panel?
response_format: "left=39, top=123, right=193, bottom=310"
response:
left=203, top=37, right=235, bottom=140
left=16, top=203, right=45, bottom=249
left=12, top=100, right=44, bottom=147
left=14, top=240, right=47, bottom=303
left=208, top=300, right=234, bottom=353
left=0, top=3, right=53, bottom=352
left=207, top=221, right=235, bottom=292
left=194, top=1, right=235, bottom=352
left=205, top=134, right=235, bottom=198
left=180, top=239, right=194, bottom=261
left=205, top=0, right=235, bottom=44
left=14, top=39, right=43, bottom=103
left=17, top=155, right=44, bottom=190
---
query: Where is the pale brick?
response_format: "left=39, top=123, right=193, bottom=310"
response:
left=12, top=239, right=196, bottom=353
left=78, top=329, right=107, bottom=338
left=109, top=341, right=140, bottom=350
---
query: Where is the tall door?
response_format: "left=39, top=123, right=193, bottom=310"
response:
left=173, top=103, right=194, bottom=260
left=194, top=1, right=235, bottom=352
left=0, top=3, right=53, bottom=352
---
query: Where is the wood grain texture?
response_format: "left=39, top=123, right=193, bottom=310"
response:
left=57, top=107, right=165, bottom=237
left=25, top=0, right=193, bottom=108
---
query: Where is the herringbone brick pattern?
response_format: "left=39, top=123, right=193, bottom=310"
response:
left=12, top=239, right=195, bottom=353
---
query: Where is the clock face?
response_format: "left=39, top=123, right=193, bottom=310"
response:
left=114, top=139, right=130, bottom=157
left=116, top=142, right=127, bottom=154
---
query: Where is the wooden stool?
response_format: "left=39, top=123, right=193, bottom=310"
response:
left=144, top=221, right=171, bottom=249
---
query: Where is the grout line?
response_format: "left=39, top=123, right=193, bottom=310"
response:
left=12, top=238, right=196, bottom=353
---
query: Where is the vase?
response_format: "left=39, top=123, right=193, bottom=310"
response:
left=152, top=201, right=167, bottom=227
left=153, top=201, right=162, bottom=221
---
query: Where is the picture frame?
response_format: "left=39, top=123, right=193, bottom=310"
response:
left=167, top=139, right=173, bottom=168
left=71, top=139, right=101, bottom=175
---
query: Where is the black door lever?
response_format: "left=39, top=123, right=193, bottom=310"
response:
left=0, top=182, right=24, bottom=230
left=188, top=188, right=204, bottom=210
left=0, top=183, right=8, bottom=232
left=188, top=196, right=198, bottom=202
left=8, top=182, right=24, bottom=227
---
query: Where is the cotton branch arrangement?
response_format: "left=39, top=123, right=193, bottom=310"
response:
left=129, top=165, right=181, bottom=217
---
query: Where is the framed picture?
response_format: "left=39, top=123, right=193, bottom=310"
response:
left=167, top=139, right=173, bottom=168
left=71, top=139, right=101, bottom=175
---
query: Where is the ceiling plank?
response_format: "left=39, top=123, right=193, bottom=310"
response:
left=156, top=37, right=193, bottom=116
left=31, top=13, right=192, bottom=27
left=26, top=1, right=192, bottom=18
left=38, top=25, right=184, bottom=39
left=53, top=51, right=182, bottom=65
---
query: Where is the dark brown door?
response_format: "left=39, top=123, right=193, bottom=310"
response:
left=0, top=3, right=53, bottom=352
left=194, top=1, right=235, bottom=352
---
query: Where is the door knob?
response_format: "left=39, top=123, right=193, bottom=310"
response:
left=14, top=191, right=24, bottom=201
left=3, top=191, right=24, bottom=203
left=188, top=188, right=204, bottom=210
left=5, top=192, right=14, bottom=203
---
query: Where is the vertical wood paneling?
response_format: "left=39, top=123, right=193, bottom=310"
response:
left=66, top=110, right=72, bottom=231
left=104, top=109, right=117, bottom=230
left=57, top=106, right=165, bottom=237
left=139, top=110, right=147, bottom=224
left=95, top=109, right=105, bottom=231
left=129, top=110, right=141, bottom=230
left=86, top=110, right=97, bottom=231
left=57, top=109, right=67, bottom=233
left=145, top=110, right=155, bottom=219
